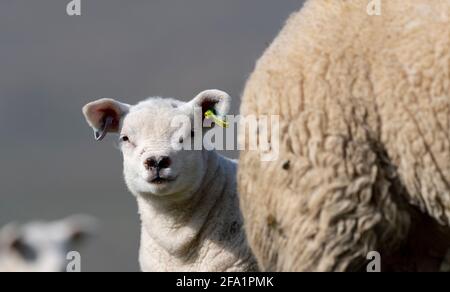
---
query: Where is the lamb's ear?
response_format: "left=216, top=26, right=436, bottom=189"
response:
left=62, top=215, right=98, bottom=244
left=189, top=89, right=231, bottom=123
left=82, top=98, right=130, bottom=141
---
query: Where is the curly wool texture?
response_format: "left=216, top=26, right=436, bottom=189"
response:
left=239, top=0, right=450, bottom=271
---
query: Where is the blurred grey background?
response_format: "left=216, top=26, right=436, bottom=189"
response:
left=0, top=0, right=303, bottom=271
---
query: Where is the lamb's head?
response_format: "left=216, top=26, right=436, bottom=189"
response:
left=0, top=215, right=96, bottom=272
left=83, top=90, right=231, bottom=198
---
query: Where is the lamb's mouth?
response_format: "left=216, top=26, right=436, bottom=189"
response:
left=149, top=176, right=177, bottom=185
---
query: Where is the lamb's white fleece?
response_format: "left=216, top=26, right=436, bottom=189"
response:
left=138, top=153, right=256, bottom=272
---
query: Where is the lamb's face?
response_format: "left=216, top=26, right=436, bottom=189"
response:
left=0, top=216, right=96, bottom=272
left=83, top=90, right=230, bottom=198
left=120, top=99, right=206, bottom=197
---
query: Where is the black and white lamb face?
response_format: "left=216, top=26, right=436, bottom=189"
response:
left=83, top=90, right=230, bottom=198
left=0, top=216, right=96, bottom=272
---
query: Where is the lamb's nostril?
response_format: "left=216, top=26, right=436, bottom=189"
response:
left=144, top=157, right=158, bottom=170
left=157, top=156, right=171, bottom=169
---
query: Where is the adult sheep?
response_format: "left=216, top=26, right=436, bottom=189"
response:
left=83, top=90, right=257, bottom=272
left=238, top=0, right=450, bottom=272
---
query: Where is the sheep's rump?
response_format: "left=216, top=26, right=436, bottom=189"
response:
left=238, top=0, right=450, bottom=271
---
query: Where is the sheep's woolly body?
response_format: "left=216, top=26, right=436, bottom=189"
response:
left=239, top=0, right=450, bottom=271
left=138, top=154, right=257, bottom=272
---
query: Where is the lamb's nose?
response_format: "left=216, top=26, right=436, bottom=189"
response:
left=144, top=157, right=158, bottom=170
left=144, top=156, right=171, bottom=170
left=157, top=156, right=171, bottom=169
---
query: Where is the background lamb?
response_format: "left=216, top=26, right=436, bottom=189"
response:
left=0, top=215, right=96, bottom=272
left=238, top=0, right=450, bottom=271
left=83, top=90, right=257, bottom=272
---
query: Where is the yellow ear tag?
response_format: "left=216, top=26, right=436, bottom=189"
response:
left=205, top=110, right=229, bottom=128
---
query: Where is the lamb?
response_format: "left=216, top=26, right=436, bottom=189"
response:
left=238, top=0, right=450, bottom=271
left=0, top=215, right=96, bottom=272
left=82, top=90, right=257, bottom=272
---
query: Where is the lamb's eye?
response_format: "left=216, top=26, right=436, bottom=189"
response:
left=120, top=136, right=130, bottom=143
left=179, top=137, right=184, bottom=144
left=11, top=238, right=38, bottom=262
